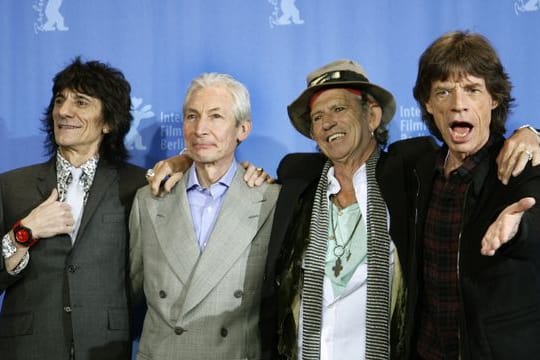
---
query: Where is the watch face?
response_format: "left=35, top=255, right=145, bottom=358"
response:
left=14, top=227, right=32, bottom=244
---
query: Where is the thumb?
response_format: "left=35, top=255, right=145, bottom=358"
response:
left=45, top=188, right=60, bottom=203
left=509, top=197, right=536, bottom=215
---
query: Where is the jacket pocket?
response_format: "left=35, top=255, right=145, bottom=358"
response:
left=0, top=311, right=34, bottom=337
left=107, top=308, right=129, bottom=330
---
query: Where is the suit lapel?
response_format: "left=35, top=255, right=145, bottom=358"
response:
left=36, top=159, right=58, bottom=199
left=181, top=170, right=271, bottom=315
left=150, top=177, right=201, bottom=286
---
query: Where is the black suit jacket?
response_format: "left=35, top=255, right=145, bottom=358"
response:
left=0, top=158, right=145, bottom=360
left=260, top=138, right=438, bottom=359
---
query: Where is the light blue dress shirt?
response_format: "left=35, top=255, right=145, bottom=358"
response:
left=186, top=161, right=237, bottom=251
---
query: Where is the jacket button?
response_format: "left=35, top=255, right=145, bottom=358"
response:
left=67, top=265, right=77, bottom=273
left=233, top=290, right=243, bottom=298
left=220, top=327, right=228, bottom=337
left=159, top=290, right=167, bottom=298
left=64, top=306, right=72, bottom=313
left=174, top=327, right=185, bottom=335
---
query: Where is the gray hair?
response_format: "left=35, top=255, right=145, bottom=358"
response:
left=183, top=72, right=251, bottom=126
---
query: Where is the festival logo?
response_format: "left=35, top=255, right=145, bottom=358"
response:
left=396, top=105, right=428, bottom=140
left=126, top=97, right=155, bottom=151
left=514, top=0, right=540, bottom=14
left=269, top=0, right=304, bottom=28
left=33, top=0, right=69, bottom=33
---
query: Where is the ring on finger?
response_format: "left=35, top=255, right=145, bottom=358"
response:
left=146, top=169, right=155, bottom=178
left=256, top=167, right=263, bottom=173
left=524, top=150, right=533, bottom=161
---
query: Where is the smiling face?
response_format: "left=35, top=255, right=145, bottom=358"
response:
left=309, top=88, right=381, bottom=167
left=183, top=85, right=251, bottom=170
left=53, top=89, right=109, bottom=163
left=426, top=74, right=498, bottom=163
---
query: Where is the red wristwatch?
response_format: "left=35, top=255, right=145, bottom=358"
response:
left=12, top=220, right=39, bottom=247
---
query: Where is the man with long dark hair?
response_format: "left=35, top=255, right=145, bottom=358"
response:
left=0, top=57, right=146, bottom=360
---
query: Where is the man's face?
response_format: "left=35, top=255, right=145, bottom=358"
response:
left=309, top=88, right=380, bottom=165
left=426, top=74, right=498, bottom=160
left=53, top=89, right=108, bottom=158
left=183, top=86, right=250, bottom=167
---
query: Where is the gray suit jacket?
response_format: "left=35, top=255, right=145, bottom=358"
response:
left=130, top=167, right=279, bottom=360
left=0, top=158, right=146, bottom=360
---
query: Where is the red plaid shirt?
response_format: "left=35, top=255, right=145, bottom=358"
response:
left=417, top=139, right=492, bottom=360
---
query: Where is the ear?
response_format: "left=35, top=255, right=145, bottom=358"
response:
left=368, top=103, right=383, bottom=132
left=102, top=126, right=110, bottom=134
left=491, top=99, right=499, bottom=110
left=237, top=120, right=252, bottom=143
left=425, top=100, right=434, bottom=115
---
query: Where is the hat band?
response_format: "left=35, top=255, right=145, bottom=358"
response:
left=309, top=70, right=369, bottom=87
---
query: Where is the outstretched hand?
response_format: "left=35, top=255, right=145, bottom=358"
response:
left=481, top=197, right=535, bottom=256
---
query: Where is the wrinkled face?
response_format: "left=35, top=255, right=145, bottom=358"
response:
left=183, top=86, right=250, bottom=167
left=53, top=89, right=108, bottom=157
left=426, top=74, right=498, bottom=161
left=309, top=88, right=380, bottom=165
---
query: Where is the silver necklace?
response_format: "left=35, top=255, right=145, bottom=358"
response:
left=329, top=199, right=362, bottom=277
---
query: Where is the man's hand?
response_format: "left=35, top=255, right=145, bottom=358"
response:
left=497, top=127, right=540, bottom=185
left=147, top=154, right=193, bottom=196
left=22, top=188, right=74, bottom=238
left=241, top=162, right=274, bottom=187
left=481, top=197, right=535, bottom=256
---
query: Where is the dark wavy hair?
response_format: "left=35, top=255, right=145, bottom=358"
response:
left=41, top=57, right=132, bottom=164
left=413, top=30, right=514, bottom=141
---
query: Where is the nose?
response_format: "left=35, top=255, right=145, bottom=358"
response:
left=194, top=115, right=210, bottom=135
left=321, top=113, right=337, bottom=130
left=56, top=99, right=74, bottom=117
left=451, top=88, right=468, bottom=112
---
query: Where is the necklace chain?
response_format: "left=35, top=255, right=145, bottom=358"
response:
left=329, top=197, right=362, bottom=277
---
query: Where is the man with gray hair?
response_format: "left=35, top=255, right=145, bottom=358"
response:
left=129, top=73, right=280, bottom=359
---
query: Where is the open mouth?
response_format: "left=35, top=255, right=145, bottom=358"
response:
left=449, top=121, right=473, bottom=139
left=327, top=132, right=345, bottom=142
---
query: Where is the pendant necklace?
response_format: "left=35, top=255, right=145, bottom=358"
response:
left=329, top=199, right=362, bottom=277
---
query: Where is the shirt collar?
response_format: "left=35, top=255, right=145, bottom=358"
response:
left=436, top=135, right=495, bottom=183
left=326, top=163, right=366, bottom=196
left=186, top=160, right=238, bottom=195
left=56, top=152, right=99, bottom=200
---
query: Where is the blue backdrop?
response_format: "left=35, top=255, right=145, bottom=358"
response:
left=2, top=0, right=540, bottom=356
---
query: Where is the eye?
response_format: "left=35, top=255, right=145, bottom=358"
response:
left=311, top=113, right=322, bottom=123
left=435, top=89, right=450, bottom=97
left=54, top=97, right=64, bottom=105
left=334, top=106, right=345, bottom=113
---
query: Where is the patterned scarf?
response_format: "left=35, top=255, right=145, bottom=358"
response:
left=301, top=149, right=390, bottom=359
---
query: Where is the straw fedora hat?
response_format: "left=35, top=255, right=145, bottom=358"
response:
left=287, top=59, right=396, bottom=138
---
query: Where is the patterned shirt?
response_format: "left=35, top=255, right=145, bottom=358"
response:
left=417, top=138, right=493, bottom=360
left=56, top=152, right=99, bottom=204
